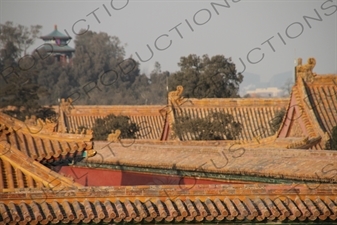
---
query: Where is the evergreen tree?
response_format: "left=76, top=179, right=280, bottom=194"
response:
left=269, top=108, right=286, bottom=134
left=92, top=114, right=139, bottom=141
left=173, top=111, right=242, bottom=141
left=0, top=22, right=50, bottom=120
left=168, top=54, right=243, bottom=98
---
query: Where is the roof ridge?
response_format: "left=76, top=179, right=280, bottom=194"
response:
left=292, top=78, right=318, bottom=138
left=0, top=113, right=95, bottom=163
left=276, top=89, right=294, bottom=138
left=182, top=98, right=289, bottom=107
left=286, top=136, right=322, bottom=149
left=40, top=25, right=72, bottom=40
left=307, top=74, right=337, bottom=84
left=1, top=183, right=336, bottom=198
left=0, top=112, right=93, bottom=142
left=297, top=78, right=326, bottom=138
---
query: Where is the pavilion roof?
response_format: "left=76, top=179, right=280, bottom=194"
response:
left=40, top=43, right=75, bottom=53
left=40, top=25, right=72, bottom=40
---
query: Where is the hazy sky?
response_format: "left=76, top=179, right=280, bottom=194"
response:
left=1, top=0, right=336, bottom=82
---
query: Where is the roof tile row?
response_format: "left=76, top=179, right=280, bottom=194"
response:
left=0, top=184, right=336, bottom=224
left=0, top=112, right=92, bottom=163
left=0, top=143, right=82, bottom=192
left=304, top=76, right=337, bottom=137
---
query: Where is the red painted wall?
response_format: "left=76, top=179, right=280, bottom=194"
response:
left=58, top=166, right=245, bottom=186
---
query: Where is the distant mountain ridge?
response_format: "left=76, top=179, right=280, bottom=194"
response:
left=240, top=71, right=293, bottom=96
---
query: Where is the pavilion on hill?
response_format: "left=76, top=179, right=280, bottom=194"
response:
left=39, top=25, right=75, bottom=64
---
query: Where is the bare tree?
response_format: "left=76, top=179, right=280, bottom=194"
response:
left=282, top=78, right=294, bottom=97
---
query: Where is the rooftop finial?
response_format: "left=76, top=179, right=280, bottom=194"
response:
left=54, top=24, right=57, bottom=30
left=295, top=57, right=317, bottom=82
